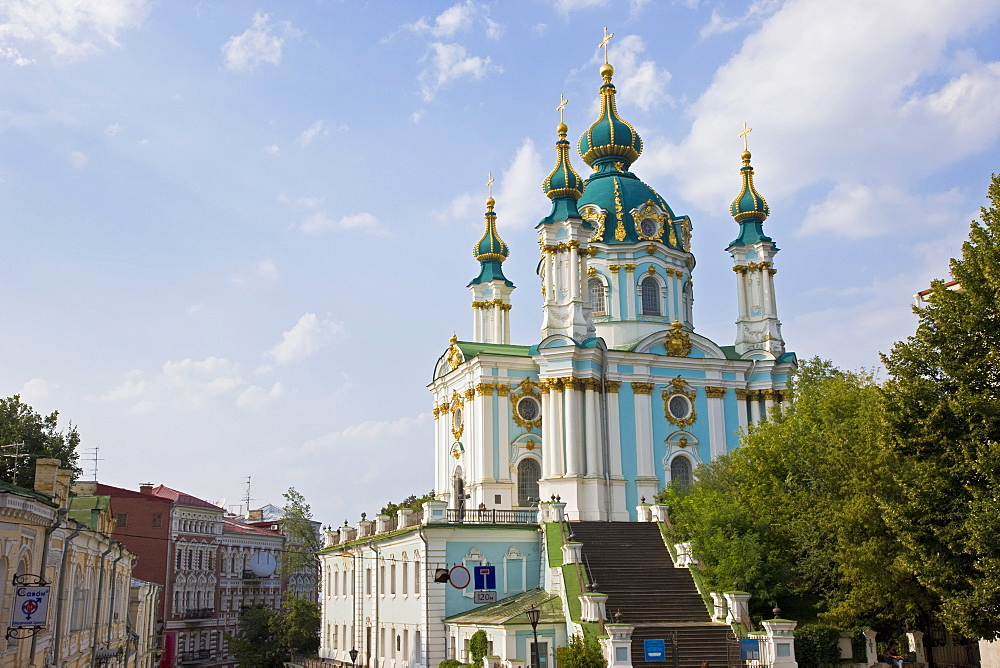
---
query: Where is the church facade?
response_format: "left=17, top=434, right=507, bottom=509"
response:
left=320, top=50, right=795, bottom=668
left=431, top=60, right=794, bottom=523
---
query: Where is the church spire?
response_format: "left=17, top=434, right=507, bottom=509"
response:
left=727, top=129, right=784, bottom=359
left=541, top=100, right=585, bottom=225
left=469, top=183, right=514, bottom=344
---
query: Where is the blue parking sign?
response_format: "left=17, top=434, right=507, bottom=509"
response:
left=644, top=639, right=666, bottom=662
left=474, top=565, right=496, bottom=590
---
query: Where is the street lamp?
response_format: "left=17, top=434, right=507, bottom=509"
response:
left=350, top=647, right=359, bottom=668
left=526, top=605, right=541, bottom=668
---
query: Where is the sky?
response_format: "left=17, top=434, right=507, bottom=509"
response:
left=2, top=0, right=999, bottom=527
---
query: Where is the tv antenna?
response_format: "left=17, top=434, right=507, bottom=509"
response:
left=83, top=446, right=104, bottom=481
left=1, top=442, right=30, bottom=481
left=244, top=475, right=254, bottom=517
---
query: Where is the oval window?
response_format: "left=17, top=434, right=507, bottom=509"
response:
left=516, top=397, right=540, bottom=421
left=667, top=394, right=691, bottom=421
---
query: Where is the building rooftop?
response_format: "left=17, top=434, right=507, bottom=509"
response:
left=444, top=588, right=563, bottom=626
left=152, top=484, right=223, bottom=511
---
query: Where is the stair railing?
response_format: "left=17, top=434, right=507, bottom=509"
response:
left=562, top=520, right=606, bottom=636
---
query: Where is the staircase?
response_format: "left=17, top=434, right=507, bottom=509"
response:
left=569, top=522, right=739, bottom=668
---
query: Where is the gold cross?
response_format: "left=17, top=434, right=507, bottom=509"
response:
left=557, top=94, right=568, bottom=124
left=487, top=172, right=494, bottom=199
left=599, top=26, right=614, bottom=64
left=739, top=121, right=753, bottom=151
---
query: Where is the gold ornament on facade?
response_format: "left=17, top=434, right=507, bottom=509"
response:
left=604, top=380, right=622, bottom=394
left=634, top=200, right=666, bottom=241
left=680, top=218, right=692, bottom=252
left=464, top=388, right=476, bottom=400
left=497, top=384, right=510, bottom=396
left=581, top=206, right=607, bottom=242
left=647, top=245, right=657, bottom=255
left=663, top=376, right=697, bottom=428
left=647, top=266, right=657, bottom=275
left=476, top=383, right=496, bottom=396
left=624, top=264, right=636, bottom=273
left=677, top=436, right=689, bottom=449
left=588, top=266, right=597, bottom=277
left=613, top=179, right=626, bottom=241
left=668, top=223, right=678, bottom=248
left=561, top=377, right=582, bottom=390
left=631, top=382, right=655, bottom=395
left=704, top=386, right=728, bottom=399
left=609, top=264, right=620, bottom=273
left=447, top=335, right=463, bottom=370
left=509, top=378, right=543, bottom=431
left=665, top=320, right=692, bottom=357
left=526, top=438, right=536, bottom=451
left=450, top=390, right=465, bottom=440
left=735, top=389, right=749, bottom=400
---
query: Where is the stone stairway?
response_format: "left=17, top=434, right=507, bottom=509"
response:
left=569, top=522, right=740, bottom=667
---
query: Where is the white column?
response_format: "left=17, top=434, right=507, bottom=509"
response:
left=761, top=266, right=775, bottom=318
left=502, top=305, right=511, bottom=344
left=541, top=386, right=554, bottom=479
left=632, top=384, right=654, bottom=478
left=707, top=388, right=727, bottom=458
left=477, top=386, right=493, bottom=482
left=498, top=386, right=510, bottom=481
left=624, top=269, right=636, bottom=321
left=736, top=390, right=749, bottom=432
left=551, top=382, right=566, bottom=475
left=569, top=245, right=580, bottom=301
left=749, top=391, right=762, bottom=425
left=564, top=379, right=582, bottom=476
left=606, top=384, right=623, bottom=477
left=472, top=305, right=482, bottom=342
left=735, top=268, right=748, bottom=317
left=584, top=381, right=602, bottom=476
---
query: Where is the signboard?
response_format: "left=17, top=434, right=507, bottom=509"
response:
left=740, top=638, right=761, bottom=662
left=474, top=590, right=497, bottom=604
left=448, top=565, right=471, bottom=589
left=11, top=586, right=50, bottom=627
left=643, top=639, right=666, bottom=662
left=474, top=565, right=496, bottom=590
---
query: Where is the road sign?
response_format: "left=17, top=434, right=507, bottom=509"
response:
left=740, top=638, right=761, bottom=662
left=474, top=565, right=496, bottom=590
left=644, top=639, right=666, bottom=662
left=448, top=565, right=471, bottom=589
left=474, top=590, right=497, bottom=604
left=12, top=586, right=49, bottom=627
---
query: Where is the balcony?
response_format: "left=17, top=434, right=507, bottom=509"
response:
left=182, top=608, right=215, bottom=620
left=445, top=508, right=538, bottom=524
left=179, top=649, right=214, bottom=664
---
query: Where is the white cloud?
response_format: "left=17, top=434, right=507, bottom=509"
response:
left=419, top=42, right=500, bottom=101
left=438, top=138, right=546, bottom=229
left=299, top=211, right=386, bottom=236
left=255, top=259, right=279, bottom=280
left=603, top=35, right=671, bottom=112
left=799, top=183, right=964, bottom=239
left=699, top=0, right=780, bottom=38
left=265, top=144, right=279, bottom=154
left=298, top=120, right=328, bottom=146
left=405, top=1, right=500, bottom=39
left=641, top=0, right=1000, bottom=234
left=19, top=378, right=55, bottom=403
left=0, top=0, right=149, bottom=62
left=68, top=150, right=87, bottom=168
left=267, top=313, right=344, bottom=365
left=99, top=357, right=245, bottom=412
left=221, top=11, right=300, bottom=71
left=411, top=110, right=425, bottom=123
left=551, top=0, right=607, bottom=14
left=236, top=382, right=285, bottom=410
left=104, top=123, right=120, bottom=136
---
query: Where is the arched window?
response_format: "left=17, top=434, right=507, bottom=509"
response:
left=670, top=456, right=692, bottom=489
left=517, top=459, right=541, bottom=507
left=640, top=277, right=661, bottom=316
left=588, top=278, right=607, bottom=316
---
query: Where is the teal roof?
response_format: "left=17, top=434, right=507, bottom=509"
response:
left=729, top=151, right=774, bottom=248
left=469, top=199, right=514, bottom=287
left=456, top=341, right=533, bottom=359
left=444, top=588, right=563, bottom=625
left=540, top=123, right=586, bottom=226
left=0, top=479, right=56, bottom=505
left=578, top=64, right=642, bottom=168
left=69, top=495, right=111, bottom=529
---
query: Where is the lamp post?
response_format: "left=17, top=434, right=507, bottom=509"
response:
left=526, top=605, right=541, bottom=668
left=350, top=647, right=359, bottom=668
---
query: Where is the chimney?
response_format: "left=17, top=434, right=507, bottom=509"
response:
left=55, top=468, right=72, bottom=508
left=139, top=483, right=153, bottom=495
left=33, top=458, right=61, bottom=498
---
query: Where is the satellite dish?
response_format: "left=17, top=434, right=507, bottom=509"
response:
left=249, top=552, right=276, bottom=578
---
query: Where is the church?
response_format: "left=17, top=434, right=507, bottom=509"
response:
left=319, top=39, right=796, bottom=668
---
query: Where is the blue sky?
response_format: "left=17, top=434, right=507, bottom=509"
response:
left=2, top=0, right=999, bottom=526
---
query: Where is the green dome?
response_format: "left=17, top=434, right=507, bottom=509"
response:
left=728, top=150, right=773, bottom=248
left=578, top=64, right=643, bottom=168
left=577, top=170, right=684, bottom=247
left=470, top=198, right=514, bottom=287
left=543, top=123, right=584, bottom=198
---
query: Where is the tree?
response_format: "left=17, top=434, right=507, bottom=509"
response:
left=226, top=605, right=287, bottom=668
left=469, top=629, right=489, bottom=666
left=0, top=395, right=81, bottom=489
left=380, top=491, right=435, bottom=518
left=555, top=634, right=606, bottom=668
left=880, top=173, right=1000, bottom=639
left=280, top=487, right=321, bottom=585
left=282, top=593, right=321, bottom=658
left=661, top=359, right=933, bottom=632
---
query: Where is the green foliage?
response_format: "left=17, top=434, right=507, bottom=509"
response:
left=380, top=491, right=435, bottom=517
left=555, top=634, right=607, bottom=668
left=850, top=629, right=868, bottom=663
left=794, top=624, right=842, bottom=668
left=226, top=605, right=287, bottom=668
left=283, top=594, right=321, bottom=658
left=661, top=359, right=932, bottom=630
left=280, top=487, right=321, bottom=581
left=438, top=660, right=463, bottom=668
left=880, top=173, right=1000, bottom=640
left=469, top=630, right=489, bottom=666
left=0, top=395, right=81, bottom=489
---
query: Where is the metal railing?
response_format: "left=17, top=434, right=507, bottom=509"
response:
left=445, top=508, right=538, bottom=524
left=181, top=608, right=214, bottom=620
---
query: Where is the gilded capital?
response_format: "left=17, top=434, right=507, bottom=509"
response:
left=609, top=264, right=620, bottom=273
left=604, top=380, right=622, bottom=394
left=624, top=264, right=636, bottom=273
left=735, top=389, right=749, bottom=400
left=497, top=384, right=510, bottom=396
left=631, top=382, right=655, bottom=395
left=476, top=383, right=496, bottom=396
left=464, top=388, right=476, bottom=400
left=704, top=386, right=728, bottom=399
